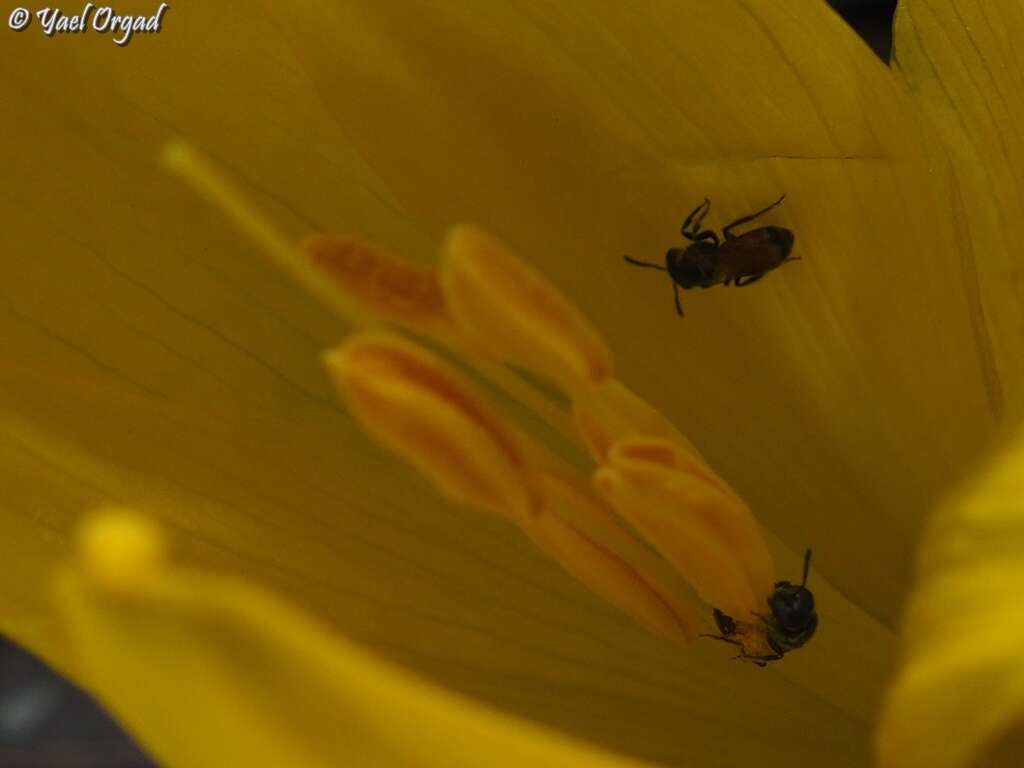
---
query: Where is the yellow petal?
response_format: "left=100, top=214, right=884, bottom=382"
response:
left=440, top=224, right=613, bottom=392
left=58, top=512, right=659, bottom=768
left=324, top=332, right=531, bottom=522
left=877, top=427, right=1024, bottom=768
left=6, top=368, right=876, bottom=766
left=2, top=2, right=920, bottom=759
left=893, top=1, right=1024, bottom=422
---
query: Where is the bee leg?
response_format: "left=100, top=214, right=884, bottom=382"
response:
left=729, top=652, right=779, bottom=668
left=681, top=197, right=711, bottom=238
left=731, top=655, right=769, bottom=668
left=723, top=194, right=786, bottom=239
left=673, top=282, right=684, bottom=317
left=712, top=608, right=736, bottom=636
left=742, top=652, right=784, bottom=664
left=734, top=273, right=766, bottom=287
left=698, top=633, right=743, bottom=648
left=689, top=230, right=720, bottom=246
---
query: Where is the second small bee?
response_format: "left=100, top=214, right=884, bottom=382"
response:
left=700, top=548, right=818, bottom=667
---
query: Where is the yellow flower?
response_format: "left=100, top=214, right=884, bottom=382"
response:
left=1, top=0, right=1020, bottom=765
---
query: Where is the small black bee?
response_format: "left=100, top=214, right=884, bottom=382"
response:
left=700, top=548, right=817, bottom=667
left=624, top=195, right=798, bottom=316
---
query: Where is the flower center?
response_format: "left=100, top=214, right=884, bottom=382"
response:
left=162, top=139, right=782, bottom=652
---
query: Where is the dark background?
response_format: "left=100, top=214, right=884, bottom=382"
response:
left=0, top=2, right=897, bottom=766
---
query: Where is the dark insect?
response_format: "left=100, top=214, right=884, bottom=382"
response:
left=700, top=548, right=818, bottom=667
left=624, top=195, right=798, bottom=316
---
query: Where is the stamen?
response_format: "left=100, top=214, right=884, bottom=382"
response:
left=593, top=465, right=757, bottom=619
left=605, top=437, right=775, bottom=609
left=524, top=472, right=699, bottom=644
left=325, top=331, right=703, bottom=639
left=607, top=437, right=735, bottom=500
left=323, top=332, right=533, bottom=522
left=301, top=235, right=454, bottom=335
left=440, top=225, right=613, bottom=392
left=161, top=140, right=778, bottom=653
left=572, top=379, right=705, bottom=466
left=77, top=509, right=167, bottom=595
left=160, top=140, right=362, bottom=325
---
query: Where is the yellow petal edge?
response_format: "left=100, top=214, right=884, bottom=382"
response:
left=877, top=426, right=1024, bottom=768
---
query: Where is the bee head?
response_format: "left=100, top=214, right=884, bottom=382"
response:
left=768, top=548, right=817, bottom=642
left=768, top=582, right=816, bottom=635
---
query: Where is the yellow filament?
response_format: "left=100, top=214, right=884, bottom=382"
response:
left=160, top=140, right=363, bottom=326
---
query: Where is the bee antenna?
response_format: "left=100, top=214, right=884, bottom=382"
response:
left=623, top=255, right=667, bottom=271
left=801, top=548, right=812, bottom=587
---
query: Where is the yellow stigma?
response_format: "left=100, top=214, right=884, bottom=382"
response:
left=77, top=509, right=167, bottom=594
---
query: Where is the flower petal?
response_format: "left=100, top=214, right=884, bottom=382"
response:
left=1, top=2, right=920, bottom=758
left=57, top=512, right=660, bottom=768
left=877, top=427, right=1024, bottom=768
left=893, top=1, right=1024, bottom=421
left=5, top=365, right=875, bottom=765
